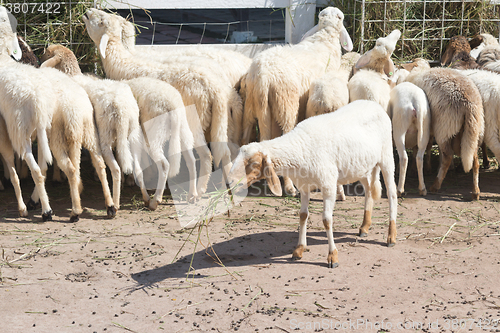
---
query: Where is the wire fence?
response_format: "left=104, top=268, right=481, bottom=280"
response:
left=131, top=19, right=286, bottom=45
left=331, top=0, right=500, bottom=63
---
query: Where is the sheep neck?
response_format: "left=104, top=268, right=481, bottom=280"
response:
left=258, top=132, right=305, bottom=175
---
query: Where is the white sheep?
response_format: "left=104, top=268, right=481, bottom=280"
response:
left=40, top=44, right=142, bottom=210
left=348, top=29, right=401, bottom=111
left=229, top=100, right=398, bottom=268
left=387, top=82, right=431, bottom=196
left=459, top=69, right=500, bottom=172
left=241, top=6, right=353, bottom=196
left=304, top=52, right=360, bottom=120
left=470, top=33, right=499, bottom=60
left=405, top=67, right=484, bottom=200
left=40, top=44, right=201, bottom=209
left=83, top=8, right=239, bottom=185
left=0, top=7, right=54, bottom=220
left=116, top=14, right=251, bottom=89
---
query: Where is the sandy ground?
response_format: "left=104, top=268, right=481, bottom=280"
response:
left=1, top=161, right=500, bottom=333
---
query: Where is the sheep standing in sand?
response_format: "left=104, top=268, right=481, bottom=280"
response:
left=406, top=67, right=484, bottom=200
left=388, top=82, right=431, bottom=196
left=83, top=8, right=240, bottom=186
left=229, top=100, right=398, bottom=268
left=241, top=6, right=353, bottom=196
left=348, top=29, right=401, bottom=111
left=41, top=44, right=142, bottom=210
left=40, top=44, right=201, bottom=209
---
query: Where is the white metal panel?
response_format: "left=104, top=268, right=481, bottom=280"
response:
left=104, top=0, right=292, bottom=9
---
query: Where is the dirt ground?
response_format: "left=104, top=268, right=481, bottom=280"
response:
left=1, top=161, right=500, bottom=333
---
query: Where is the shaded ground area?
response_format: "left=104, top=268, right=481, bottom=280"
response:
left=0, top=161, right=500, bottom=332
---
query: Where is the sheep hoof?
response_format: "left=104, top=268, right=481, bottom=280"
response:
left=107, top=206, right=117, bottom=218
left=397, top=190, right=404, bottom=198
left=69, top=214, right=79, bottom=223
left=359, top=232, right=368, bottom=237
left=19, top=209, right=28, bottom=217
left=292, top=245, right=305, bottom=260
left=328, top=262, right=339, bottom=269
left=148, top=200, right=159, bottom=211
left=471, top=192, right=480, bottom=201
left=429, top=185, right=439, bottom=193
left=42, top=210, right=53, bottom=222
left=419, top=189, right=427, bottom=196
left=387, top=241, right=396, bottom=247
left=27, top=198, right=40, bottom=211
left=327, top=250, right=339, bottom=268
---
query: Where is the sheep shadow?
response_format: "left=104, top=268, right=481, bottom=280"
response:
left=128, top=229, right=386, bottom=291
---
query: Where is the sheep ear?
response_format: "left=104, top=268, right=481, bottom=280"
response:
left=355, top=50, right=372, bottom=69
left=99, top=33, right=109, bottom=59
left=468, top=34, right=483, bottom=49
left=263, top=157, right=282, bottom=197
left=10, top=34, right=22, bottom=61
left=301, top=24, right=319, bottom=41
left=440, top=46, right=453, bottom=66
left=41, top=55, right=61, bottom=68
left=7, top=11, right=17, bottom=33
left=384, top=58, right=395, bottom=77
left=340, top=26, right=353, bottom=51
left=401, top=61, right=416, bottom=72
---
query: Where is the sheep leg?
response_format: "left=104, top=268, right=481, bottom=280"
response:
left=147, top=145, right=169, bottom=211
left=101, top=145, right=122, bottom=210
left=181, top=148, right=199, bottom=202
left=0, top=146, right=27, bottom=216
left=52, top=148, right=83, bottom=222
left=1, top=155, right=9, bottom=182
left=424, top=137, right=434, bottom=174
left=322, top=187, right=338, bottom=269
left=358, top=177, right=374, bottom=237
left=29, top=142, right=51, bottom=211
left=416, top=137, right=430, bottom=197
left=336, top=184, right=345, bottom=201
left=89, top=151, right=116, bottom=218
left=472, top=153, right=480, bottom=200
left=24, top=146, right=52, bottom=221
left=52, top=160, right=66, bottom=183
left=394, top=130, right=408, bottom=197
left=481, top=142, right=490, bottom=169
left=430, top=140, right=453, bottom=193
left=292, top=190, right=310, bottom=261
left=380, top=159, right=398, bottom=246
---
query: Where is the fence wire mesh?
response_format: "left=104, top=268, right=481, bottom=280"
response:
left=331, top=0, right=500, bottom=63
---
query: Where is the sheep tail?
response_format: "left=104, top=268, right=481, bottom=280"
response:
left=115, top=109, right=133, bottom=175
left=460, top=101, right=484, bottom=173
left=36, top=126, right=52, bottom=166
left=209, top=91, right=230, bottom=167
left=167, top=110, right=182, bottom=178
left=371, top=166, right=382, bottom=200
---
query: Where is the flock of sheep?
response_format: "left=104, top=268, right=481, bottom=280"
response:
left=1, top=5, right=500, bottom=268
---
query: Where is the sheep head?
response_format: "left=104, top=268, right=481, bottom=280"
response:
left=40, top=44, right=82, bottom=76
left=83, top=8, right=122, bottom=59
left=113, top=14, right=136, bottom=51
left=301, top=7, right=352, bottom=51
left=354, top=29, right=401, bottom=76
left=0, top=6, right=22, bottom=60
left=229, top=145, right=282, bottom=197
left=441, top=35, right=472, bottom=67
